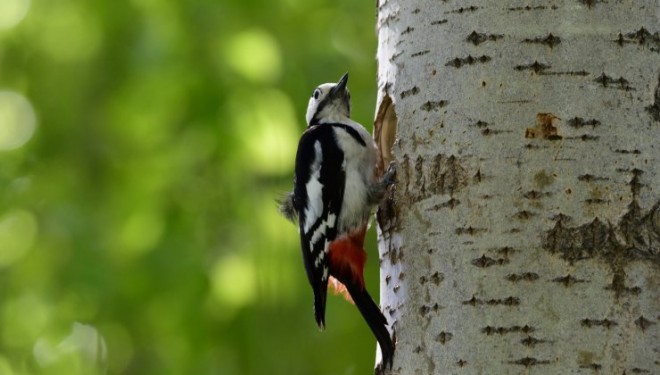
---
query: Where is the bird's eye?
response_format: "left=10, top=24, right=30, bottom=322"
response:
left=313, top=89, right=321, bottom=100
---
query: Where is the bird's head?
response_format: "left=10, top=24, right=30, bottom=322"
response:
left=306, top=72, right=351, bottom=126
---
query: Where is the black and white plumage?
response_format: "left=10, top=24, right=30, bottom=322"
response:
left=280, top=73, right=394, bottom=369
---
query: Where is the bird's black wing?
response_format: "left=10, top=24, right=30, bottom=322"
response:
left=294, top=125, right=345, bottom=329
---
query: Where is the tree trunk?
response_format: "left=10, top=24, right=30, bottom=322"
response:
left=373, top=1, right=659, bottom=374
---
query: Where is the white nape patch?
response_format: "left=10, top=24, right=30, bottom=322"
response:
left=303, top=141, right=324, bottom=233
left=306, top=83, right=335, bottom=125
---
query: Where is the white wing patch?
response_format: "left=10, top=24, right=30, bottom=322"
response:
left=310, top=213, right=336, bottom=247
left=311, top=213, right=336, bottom=264
left=303, top=141, right=324, bottom=233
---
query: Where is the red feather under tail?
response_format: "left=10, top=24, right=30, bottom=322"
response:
left=328, top=226, right=368, bottom=302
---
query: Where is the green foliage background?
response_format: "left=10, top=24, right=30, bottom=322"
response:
left=0, top=0, right=380, bottom=374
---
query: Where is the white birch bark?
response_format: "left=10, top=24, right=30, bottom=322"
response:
left=373, top=1, right=659, bottom=374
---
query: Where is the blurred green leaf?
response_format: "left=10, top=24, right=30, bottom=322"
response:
left=0, top=0, right=378, bottom=374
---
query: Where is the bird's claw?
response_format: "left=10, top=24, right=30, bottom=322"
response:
left=381, top=162, right=397, bottom=187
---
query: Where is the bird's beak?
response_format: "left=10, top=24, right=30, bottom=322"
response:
left=331, top=72, right=349, bottom=97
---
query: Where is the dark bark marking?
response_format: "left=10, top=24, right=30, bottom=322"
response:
left=513, top=210, right=536, bottom=219
left=431, top=154, right=468, bottom=195
left=388, top=248, right=399, bottom=265
left=466, top=31, right=503, bottom=46
left=411, top=50, right=430, bottom=57
left=614, top=28, right=660, bottom=49
left=457, top=359, right=467, bottom=367
left=436, top=331, right=453, bottom=344
left=579, top=363, right=602, bottom=370
left=415, top=155, right=426, bottom=197
left=631, top=368, right=651, bottom=373
left=566, top=134, right=598, bottom=141
left=634, top=316, right=655, bottom=331
left=402, top=154, right=411, bottom=196
left=614, top=149, right=641, bottom=154
left=473, top=168, right=482, bottom=183
left=567, top=117, right=601, bottom=128
left=446, top=6, right=480, bottom=14
left=471, top=254, right=508, bottom=268
left=481, top=127, right=509, bottom=136
left=581, top=318, right=617, bottom=329
left=534, top=170, right=556, bottom=188
left=645, top=73, right=660, bottom=121
left=509, top=357, right=550, bottom=367
left=523, top=190, right=552, bottom=199
left=390, top=51, right=403, bottom=62
left=505, top=272, right=540, bottom=282
left=514, top=61, right=550, bottom=73
left=629, top=168, right=644, bottom=198
left=431, top=19, right=448, bottom=26
left=419, top=303, right=439, bottom=317
left=471, top=120, right=489, bottom=128
left=508, top=5, right=557, bottom=11
left=584, top=198, right=609, bottom=204
left=420, top=100, right=448, bottom=111
left=401, top=26, right=414, bottom=35
left=514, top=62, right=588, bottom=76
left=462, top=296, right=520, bottom=306
left=544, top=216, right=607, bottom=263
left=428, top=198, right=460, bottom=210
left=499, top=99, right=533, bottom=104
left=605, top=273, right=641, bottom=296
left=594, top=73, right=635, bottom=91
left=430, top=272, right=443, bottom=285
left=542, top=70, right=590, bottom=76
left=525, top=113, right=561, bottom=140
left=446, top=55, right=491, bottom=68
left=620, top=200, right=659, bottom=257
left=482, top=325, right=535, bottom=335
left=521, top=336, right=549, bottom=347
left=400, top=86, right=420, bottom=98
left=377, top=8, right=399, bottom=28
left=551, top=274, right=588, bottom=287
left=456, top=226, right=487, bottom=235
left=522, top=33, right=561, bottom=48
left=538, top=174, right=660, bottom=298
left=495, top=246, right=517, bottom=258
left=578, top=174, right=609, bottom=182
left=578, top=0, right=603, bottom=9
left=403, top=154, right=470, bottom=202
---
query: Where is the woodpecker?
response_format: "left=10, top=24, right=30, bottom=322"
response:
left=279, top=73, right=394, bottom=369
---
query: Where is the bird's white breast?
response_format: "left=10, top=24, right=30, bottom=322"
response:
left=332, top=121, right=378, bottom=233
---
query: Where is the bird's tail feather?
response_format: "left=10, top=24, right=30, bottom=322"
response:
left=314, top=282, right=328, bottom=330
left=345, top=281, right=394, bottom=369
